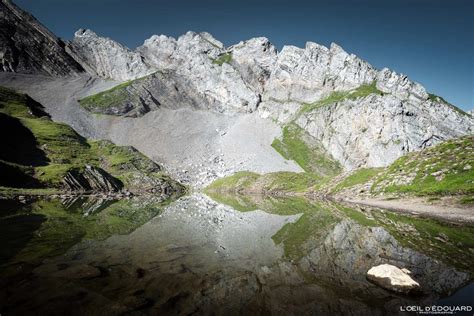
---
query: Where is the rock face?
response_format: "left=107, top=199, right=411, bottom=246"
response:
left=0, top=0, right=83, bottom=76
left=263, top=42, right=377, bottom=104
left=68, top=29, right=151, bottom=81
left=63, top=165, right=123, bottom=192
left=367, top=264, right=420, bottom=294
left=73, top=30, right=260, bottom=114
left=296, top=94, right=473, bottom=169
left=68, top=27, right=473, bottom=170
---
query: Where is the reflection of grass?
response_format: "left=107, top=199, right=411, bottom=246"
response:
left=205, top=191, right=258, bottom=212
left=206, top=191, right=474, bottom=272
left=1, top=198, right=172, bottom=268
left=373, top=210, right=474, bottom=273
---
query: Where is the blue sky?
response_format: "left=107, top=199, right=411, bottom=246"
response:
left=15, top=0, right=474, bottom=110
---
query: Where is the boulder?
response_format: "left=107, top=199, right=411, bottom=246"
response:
left=367, top=264, right=421, bottom=294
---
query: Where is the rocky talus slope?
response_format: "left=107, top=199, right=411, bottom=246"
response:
left=0, top=0, right=83, bottom=76
left=0, top=86, right=184, bottom=195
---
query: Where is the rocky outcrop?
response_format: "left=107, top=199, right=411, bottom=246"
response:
left=63, top=165, right=123, bottom=192
left=74, top=30, right=260, bottom=115
left=228, top=37, right=277, bottom=93
left=263, top=43, right=377, bottom=104
left=296, top=94, right=473, bottom=169
left=0, top=0, right=83, bottom=76
left=367, top=264, right=420, bottom=294
left=68, top=29, right=152, bottom=81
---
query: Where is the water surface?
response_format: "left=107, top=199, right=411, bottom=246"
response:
left=0, top=193, right=473, bottom=315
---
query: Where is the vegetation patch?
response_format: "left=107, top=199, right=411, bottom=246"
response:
left=332, top=168, right=382, bottom=193
left=299, top=81, right=383, bottom=114
left=371, top=136, right=474, bottom=196
left=0, top=86, right=182, bottom=193
left=212, top=53, right=232, bottom=66
left=428, top=93, right=470, bottom=117
left=271, top=123, right=341, bottom=176
left=205, top=171, right=260, bottom=193
left=79, top=80, right=135, bottom=111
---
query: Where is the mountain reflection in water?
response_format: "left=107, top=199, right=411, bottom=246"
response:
left=0, top=193, right=472, bottom=315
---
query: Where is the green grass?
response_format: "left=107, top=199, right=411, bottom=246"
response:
left=371, top=136, right=474, bottom=196
left=271, top=123, right=341, bottom=176
left=212, top=53, right=232, bottom=66
left=428, top=93, right=470, bottom=117
left=460, top=196, right=474, bottom=205
left=332, top=168, right=382, bottom=193
left=259, top=172, right=323, bottom=193
left=205, top=171, right=260, bottom=193
left=79, top=80, right=135, bottom=111
left=205, top=191, right=259, bottom=212
left=205, top=171, right=325, bottom=194
left=299, top=81, right=383, bottom=114
left=0, top=86, right=182, bottom=192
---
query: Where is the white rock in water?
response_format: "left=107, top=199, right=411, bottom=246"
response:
left=367, top=264, right=420, bottom=294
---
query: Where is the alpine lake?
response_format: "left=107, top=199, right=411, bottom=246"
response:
left=1, top=192, right=473, bottom=315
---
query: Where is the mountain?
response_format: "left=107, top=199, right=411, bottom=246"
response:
left=0, top=0, right=83, bottom=76
left=66, top=28, right=473, bottom=177
left=0, top=1, right=472, bottom=190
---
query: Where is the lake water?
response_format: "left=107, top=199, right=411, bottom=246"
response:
left=0, top=193, right=473, bottom=315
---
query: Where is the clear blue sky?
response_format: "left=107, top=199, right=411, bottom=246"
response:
left=15, top=0, right=474, bottom=110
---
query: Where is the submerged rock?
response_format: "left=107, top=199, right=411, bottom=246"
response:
left=367, top=264, right=421, bottom=294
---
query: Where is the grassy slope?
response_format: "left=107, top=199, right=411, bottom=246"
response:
left=298, top=81, right=384, bottom=114
left=0, top=86, right=180, bottom=192
left=271, top=123, right=341, bottom=176
left=205, top=171, right=325, bottom=195
left=207, top=136, right=474, bottom=200
left=79, top=80, right=135, bottom=111
left=269, top=82, right=383, bottom=182
left=370, top=136, right=474, bottom=196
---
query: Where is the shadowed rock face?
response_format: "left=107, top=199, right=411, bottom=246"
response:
left=0, top=0, right=83, bottom=76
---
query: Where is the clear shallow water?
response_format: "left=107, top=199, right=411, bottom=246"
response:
left=0, top=193, right=473, bottom=315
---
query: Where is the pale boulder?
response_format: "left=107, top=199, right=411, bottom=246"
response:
left=367, top=264, right=421, bottom=294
